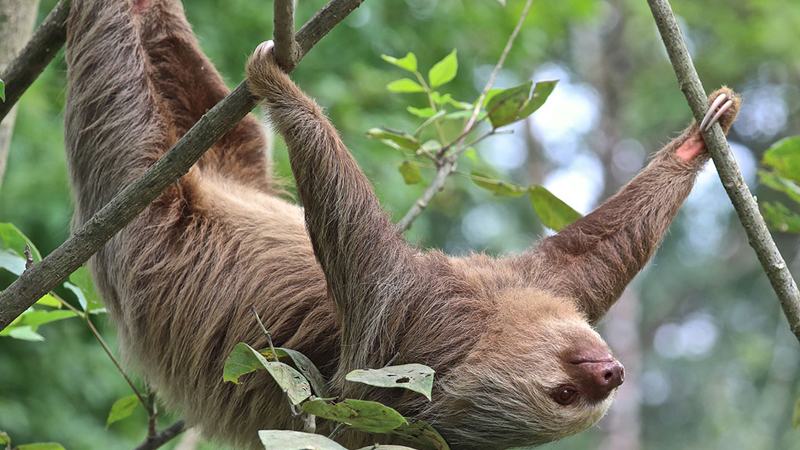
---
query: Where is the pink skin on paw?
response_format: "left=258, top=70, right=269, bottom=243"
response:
left=675, top=134, right=705, bottom=162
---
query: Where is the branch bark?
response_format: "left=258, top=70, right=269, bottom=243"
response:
left=132, top=420, right=186, bottom=450
left=0, top=0, right=68, bottom=124
left=647, top=0, right=800, bottom=344
left=0, top=0, right=42, bottom=192
left=0, top=0, right=366, bottom=330
left=273, top=0, right=300, bottom=71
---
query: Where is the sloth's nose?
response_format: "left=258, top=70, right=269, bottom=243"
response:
left=575, top=358, right=625, bottom=401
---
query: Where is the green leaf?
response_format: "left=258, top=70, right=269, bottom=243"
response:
left=0, top=430, right=10, bottom=445
left=222, top=343, right=311, bottom=404
left=529, top=185, right=582, bottom=231
left=794, top=395, right=800, bottom=428
left=69, top=267, right=103, bottom=311
left=391, top=419, right=451, bottom=450
left=428, top=50, right=458, bottom=88
left=346, top=364, right=435, bottom=401
left=266, top=347, right=329, bottom=399
left=407, top=106, right=437, bottom=118
left=263, top=361, right=311, bottom=405
left=398, top=162, right=423, bottom=185
left=759, top=170, right=800, bottom=204
left=224, top=342, right=268, bottom=383
left=382, top=53, right=418, bottom=73
left=486, top=82, right=533, bottom=129
left=0, top=248, right=26, bottom=276
left=15, top=310, right=77, bottom=329
left=763, top=136, right=800, bottom=184
left=470, top=172, right=526, bottom=197
left=36, top=294, right=62, bottom=308
left=0, top=78, right=5, bottom=102
left=366, top=128, right=421, bottom=151
left=106, top=394, right=140, bottom=428
left=431, top=92, right=471, bottom=110
left=17, top=444, right=66, bottom=450
left=518, top=80, right=558, bottom=119
left=0, top=223, right=41, bottom=262
left=302, top=399, right=407, bottom=433
left=4, top=326, right=44, bottom=341
left=762, top=202, right=800, bottom=233
left=387, top=78, right=425, bottom=93
left=258, top=430, right=347, bottom=450
left=443, top=110, right=487, bottom=122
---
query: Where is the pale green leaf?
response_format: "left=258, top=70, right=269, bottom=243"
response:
left=0, top=430, right=10, bottom=445
left=759, top=170, right=800, bottom=204
left=762, top=202, right=800, bottom=233
left=399, top=161, right=423, bottom=185
left=69, top=267, right=103, bottom=311
left=382, top=53, right=418, bottom=72
left=366, top=128, right=421, bottom=151
left=763, top=136, right=800, bottom=184
left=428, top=50, right=458, bottom=88
left=346, top=364, right=435, bottom=401
left=5, top=326, right=44, bottom=341
left=529, top=185, right=582, bottom=231
left=36, top=294, right=62, bottom=308
left=0, top=248, right=25, bottom=276
left=407, top=106, right=437, bottom=118
left=106, top=395, right=140, bottom=428
left=258, top=430, right=347, bottom=450
left=0, top=223, right=41, bottom=262
left=470, top=172, right=526, bottom=197
left=387, top=78, right=425, bottom=93
left=302, top=399, right=406, bottom=433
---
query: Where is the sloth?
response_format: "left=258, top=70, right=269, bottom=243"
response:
left=63, top=0, right=740, bottom=449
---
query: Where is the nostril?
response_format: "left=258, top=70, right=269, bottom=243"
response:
left=604, top=370, right=613, bottom=381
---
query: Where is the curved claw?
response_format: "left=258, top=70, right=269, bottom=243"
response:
left=700, top=93, right=728, bottom=131
left=704, top=100, right=735, bottom=132
left=255, top=40, right=275, bottom=58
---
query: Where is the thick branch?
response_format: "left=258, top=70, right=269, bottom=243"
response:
left=0, top=0, right=366, bottom=330
left=0, top=0, right=69, bottom=124
left=273, top=0, right=299, bottom=71
left=132, top=420, right=186, bottom=450
left=647, top=0, right=800, bottom=343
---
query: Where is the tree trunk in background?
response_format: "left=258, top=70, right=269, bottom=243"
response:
left=573, top=1, right=642, bottom=449
left=0, top=0, right=41, bottom=193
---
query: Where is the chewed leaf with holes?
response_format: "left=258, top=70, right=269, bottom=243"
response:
left=391, top=419, right=451, bottom=450
left=302, top=399, right=406, bottom=433
left=258, top=430, right=347, bottom=450
left=346, top=364, right=435, bottom=401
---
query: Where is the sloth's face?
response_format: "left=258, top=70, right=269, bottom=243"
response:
left=423, top=289, right=624, bottom=450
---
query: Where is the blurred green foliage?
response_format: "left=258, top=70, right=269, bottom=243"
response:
left=3, top=0, right=800, bottom=449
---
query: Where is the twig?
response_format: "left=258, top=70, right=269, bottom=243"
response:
left=647, top=0, right=800, bottom=344
left=394, top=0, right=534, bottom=233
left=0, top=0, right=367, bottom=331
left=146, top=385, right=159, bottom=438
left=23, top=244, right=33, bottom=269
left=273, top=0, right=300, bottom=71
left=132, top=420, right=186, bottom=450
left=0, top=0, right=70, bottom=123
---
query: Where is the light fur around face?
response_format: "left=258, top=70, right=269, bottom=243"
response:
left=64, top=1, right=740, bottom=449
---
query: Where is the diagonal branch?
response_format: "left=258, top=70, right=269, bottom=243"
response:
left=132, top=420, right=186, bottom=450
left=273, top=0, right=300, bottom=71
left=0, top=0, right=70, bottom=124
left=0, top=0, right=367, bottom=331
left=647, top=0, right=800, bottom=344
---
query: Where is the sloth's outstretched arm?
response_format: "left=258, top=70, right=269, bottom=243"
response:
left=247, top=42, right=417, bottom=365
left=520, top=88, right=740, bottom=323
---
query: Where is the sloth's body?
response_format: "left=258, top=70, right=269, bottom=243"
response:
left=63, top=1, right=739, bottom=449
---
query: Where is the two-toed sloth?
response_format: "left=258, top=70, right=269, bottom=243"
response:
left=63, top=0, right=740, bottom=449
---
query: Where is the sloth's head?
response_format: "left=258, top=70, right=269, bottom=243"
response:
left=425, top=289, right=624, bottom=450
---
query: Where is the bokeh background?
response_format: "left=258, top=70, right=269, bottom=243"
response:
left=2, top=0, right=800, bottom=448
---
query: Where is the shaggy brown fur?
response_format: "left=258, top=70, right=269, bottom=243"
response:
left=64, top=1, right=740, bottom=449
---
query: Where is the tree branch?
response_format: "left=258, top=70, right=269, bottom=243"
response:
left=0, top=0, right=367, bottom=331
left=0, top=0, right=69, bottom=124
left=394, top=0, right=534, bottom=232
left=273, top=0, right=300, bottom=71
left=132, top=420, right=186, bottom=450
left=647, top=0, right=800, bottom=344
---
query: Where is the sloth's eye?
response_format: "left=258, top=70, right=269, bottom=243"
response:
left=552, top=386, right=578, bottom=405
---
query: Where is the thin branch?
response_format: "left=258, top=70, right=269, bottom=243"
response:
left=0, top=0, right=70, bottom=124
left=0, top=0, right=367, bottom=331
left=395, top=0, right=534, bottom=232
left=647, top=0, right=800, bottom=344
left=273, top=0, right=300, bottom=71
left=132, top=420, right=186, bottom=450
